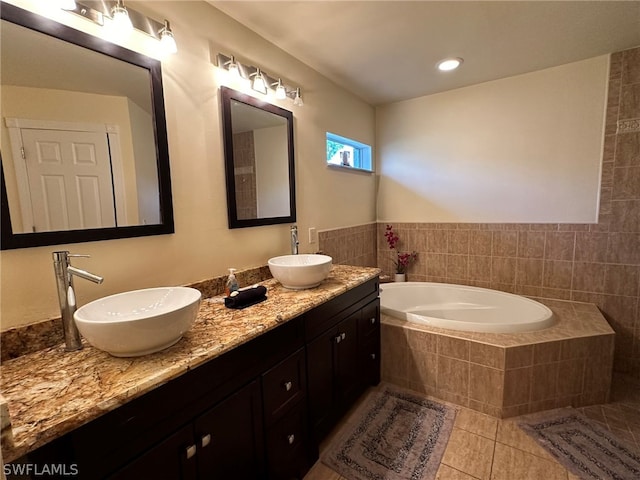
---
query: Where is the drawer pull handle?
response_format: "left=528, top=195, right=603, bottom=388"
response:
left=335, top=335, right=341, bottom=344
left=370, top=353, right=376, bottom=360
left=201, top=433, right=211, bottom=448
left=287, top=434, right=295, bottom=445
left=186, top=444, right=197, bottom=459
left=370, top=317, right=376, bottom=325
left=341, top=332, right=346, bottom=341
left=284, top=381, right=293, bottom=391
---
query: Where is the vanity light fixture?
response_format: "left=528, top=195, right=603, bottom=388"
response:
left=60, top=1, right=178, bottom=56
left=273, top=79, right=287, bottom=100
left=252, top=68, right=268, bottom=95
left=216, top=53, right=304, bottom=106
left=158, top=20, right=178, bottom=55
left=437, top=57, right=464, bottom=72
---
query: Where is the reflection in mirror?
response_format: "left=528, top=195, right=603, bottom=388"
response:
left=0, top=3, right=174, bottom=249
left=221, top=86, right=296, bottom=229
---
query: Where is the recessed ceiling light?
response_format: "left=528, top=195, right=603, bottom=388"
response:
left=437, top=57, right=463, bottom=72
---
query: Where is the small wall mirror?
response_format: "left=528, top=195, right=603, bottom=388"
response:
left=0, top=4, right=174, bottom=249
left=221, top=86, right=296, bottom=228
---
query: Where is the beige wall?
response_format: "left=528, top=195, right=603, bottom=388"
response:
left=127, top=99, right=159, bottom=225
left=254, top=125, right=289, bottom=218
left=0, top=1, right=376, bottom=329
left=376, top=56, right=609, bottom=223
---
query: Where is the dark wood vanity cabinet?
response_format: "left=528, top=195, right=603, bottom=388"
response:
left=13, top=278, right=379, bottom=480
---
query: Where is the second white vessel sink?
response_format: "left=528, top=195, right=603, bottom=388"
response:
left=268, top=254, right=333, bottom=290
left=74, top=287, right=201, bottom=357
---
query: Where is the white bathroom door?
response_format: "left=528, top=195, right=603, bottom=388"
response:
left=20, top=128, right=116, bottom=232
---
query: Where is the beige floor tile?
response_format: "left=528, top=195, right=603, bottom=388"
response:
left=441, top=427, right=495, bottom=479
left=454, top=407, right=499, bottom=439
left=436, top=464, right=481, bottom=479
left=495, top=419, right=557, bottom=462
left=305, top=374, right=640, bottom=480
left=490, top=443, right=568, bottom=480
left=303, top=461, right=346, bottom=480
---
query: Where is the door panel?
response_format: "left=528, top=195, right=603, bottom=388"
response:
left=195, top=380, right=265, bottom=479
left=21, top=128, right=116, bottom=231
left=335, top=314, right=360, bottom=407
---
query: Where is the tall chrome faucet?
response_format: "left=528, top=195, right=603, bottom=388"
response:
left=53, top=251, right=104, bottom=351
left=290, top=225, right=299, bottom=255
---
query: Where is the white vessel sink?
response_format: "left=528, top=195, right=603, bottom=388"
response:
left=268, top=254, right=333, bottom=290
left=74, top=287, right=201, bottom=357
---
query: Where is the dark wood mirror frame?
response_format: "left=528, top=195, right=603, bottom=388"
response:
left=0, top=3, right=174, bottom=250
left=221, top=86, right=296, bottom=229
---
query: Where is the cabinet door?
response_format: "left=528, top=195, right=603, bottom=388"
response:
left=107, top=424, right=197, bottom=480
left=307, top=313, right=360, bottom=441
left=306, top=326, right=336, bottom=436
left=334, top=312, right=360, bottom=408
left=195, top=379, right=265, bottom=479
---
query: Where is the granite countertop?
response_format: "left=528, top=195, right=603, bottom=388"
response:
left=0, top=265, right=380, bottom=462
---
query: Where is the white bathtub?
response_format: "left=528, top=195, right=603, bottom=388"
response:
left=380, top=282, right=555, bottom=333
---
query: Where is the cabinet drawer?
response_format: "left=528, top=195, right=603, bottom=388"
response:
left=266, top=404, right=309, bottom=479
left=359, top=299, right=380, bottom=339
left=262, top=348, right=306, bottom=426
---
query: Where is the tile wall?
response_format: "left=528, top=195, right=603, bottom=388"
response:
left=317, top=223, right=377, bottom=267
left=320, top=46, right=640, bottom=378
left=381, top=321, right=615, bottom=418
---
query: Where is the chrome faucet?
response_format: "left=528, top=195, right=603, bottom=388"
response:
left=290, top=225, right=299, bottom=255
left=53, top=251, right=104, bottom=351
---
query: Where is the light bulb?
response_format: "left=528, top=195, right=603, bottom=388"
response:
left=109, top=1, right=133, bottom=39
left=437, top=57, right=463, bottom=72
left=274, top=79, right=286, bottom=100
left=225, top=56, right=240, bottom=79
left=293, top=88, right=304, bottom=107
left=159, top=20, right=177, bottom=55
left=252, top=68, right=267, bottom=94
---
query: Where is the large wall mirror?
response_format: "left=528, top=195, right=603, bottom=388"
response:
left=0, top=3, right=174, bottom=249
left=221, top=86, right=296, bottom=228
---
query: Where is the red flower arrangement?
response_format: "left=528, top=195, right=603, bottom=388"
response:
left=384, top=225, right=418, bottom=274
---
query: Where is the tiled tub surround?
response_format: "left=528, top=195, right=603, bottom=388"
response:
left=376, top=221, right=638, bottom=377
left=0, top=265, right=380, bottom=463
left=381, top=298, right=615, bottom=418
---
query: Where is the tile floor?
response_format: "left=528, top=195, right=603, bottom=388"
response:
left=304, top=374, right=640, bottom=480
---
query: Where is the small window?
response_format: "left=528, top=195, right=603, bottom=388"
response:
left=326, top=132, right=373, bottom=172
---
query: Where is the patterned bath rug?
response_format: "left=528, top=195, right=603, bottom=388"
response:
left=518, top=408, right=640, bottom=480
left=321, top=385, right=457, bottom=480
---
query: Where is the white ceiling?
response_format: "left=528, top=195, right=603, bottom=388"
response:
left=210, top=1, right=640, bottom=106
